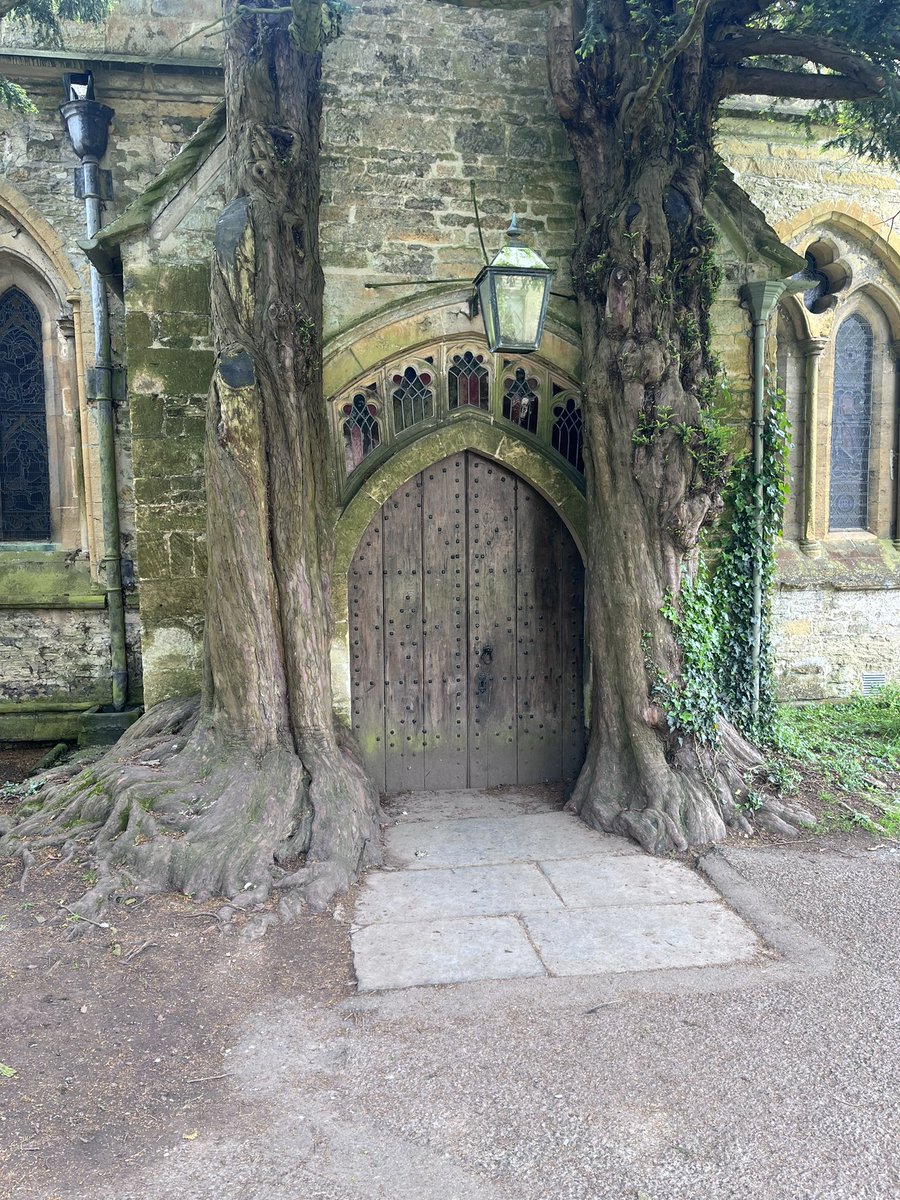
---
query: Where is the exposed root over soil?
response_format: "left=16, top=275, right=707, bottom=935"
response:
left=0, top=697, right=382, bottom=923
left=568, top=718, right=817, bottom=853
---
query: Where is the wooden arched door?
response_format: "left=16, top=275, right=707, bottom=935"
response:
left=348, top=452, right=585, bottom=792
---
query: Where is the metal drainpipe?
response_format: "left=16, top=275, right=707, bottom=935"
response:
left=60, top=77, right=128, bottom=712
left=740, top=280, right=786, bottom=722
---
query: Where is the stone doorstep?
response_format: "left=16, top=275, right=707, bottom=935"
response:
left=352, top=902, right=760, bottom=993
left=354, top=856, right=720, bottom=927
left=384, top=812, right=640, bottom=872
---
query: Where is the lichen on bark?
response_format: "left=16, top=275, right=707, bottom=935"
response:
left=546, top=3, right=815, bottom=851
left=0, top=0, right=382, bottom=918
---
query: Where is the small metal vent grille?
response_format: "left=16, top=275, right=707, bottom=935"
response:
left=862, top=672, right=887, bottom=696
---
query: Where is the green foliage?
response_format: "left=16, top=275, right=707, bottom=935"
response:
left=675, top=410, right=731, bottom=481
left=575, top=1, right=900, bottom=169
left=715, top=384, right=790, bottom=741
left=656, top=562, right=722, bottom=746
left=769, top=1, right=900, bottom=166
left=770, top=688, right=900, bottom=836
left=0, top=78, right=36, bottom=113
left=772, top=687, right=900, bottom=783
left=651, top=383, right=790, bottom=746
left=632, top=404, right=675, bottom=447
left=2, top=0, right=112, bottom=110
left=4, top=0, right=110, bottom=46
left=632, top=393, right=730, bottom=485
left=576, top=0, right=609, bottom=60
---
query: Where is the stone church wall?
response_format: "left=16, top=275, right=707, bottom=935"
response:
left=0, top=3, right=897, bottom=723
left=0, top=6, right=221, bottom=727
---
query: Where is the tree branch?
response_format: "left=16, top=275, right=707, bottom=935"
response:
left=626, top=0, right=714, bottom=133
left=718, top=66, right=884, bottom=101
left=713, top=31, right=886, bottom=91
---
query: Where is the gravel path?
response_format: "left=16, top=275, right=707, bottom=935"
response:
left=78, top=839, right=900, bottom=1200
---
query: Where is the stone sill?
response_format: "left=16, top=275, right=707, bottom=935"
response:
left=776, top=537, right=900, bottom=591
left=0, top=549, right=106, bottom=610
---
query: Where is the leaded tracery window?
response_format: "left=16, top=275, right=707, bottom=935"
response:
left=0, top=287, right=51, bottom=540
left=552, top=395, right=584, bottom=474
left=448, top=350, right=489, bottom=410
left=829, top=313, right=874, bottom=530
left=331, top=340, right=584, bottom=495
left=502, top=365, right=539, bottom=433
left=392, top=364, right=434, bottom=432
left=341, top=390, right=380, bottom=473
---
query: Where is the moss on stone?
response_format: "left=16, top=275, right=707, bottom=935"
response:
left=0, top=553, right=105, bottom=609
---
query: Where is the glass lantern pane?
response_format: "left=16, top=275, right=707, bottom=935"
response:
left=477, top=274, right=499, bottom=350
left=494, top=272, right=547, bottom=350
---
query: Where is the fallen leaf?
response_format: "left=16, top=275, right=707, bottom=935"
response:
left=183, top=1130, right=199, bottom=1141
left=0, top=1063, right=17, bottom=1079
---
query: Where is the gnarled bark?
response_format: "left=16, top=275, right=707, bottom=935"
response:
left=0, top=1, right=382, bottom=917
left=547, top=3, right=813, bottom=851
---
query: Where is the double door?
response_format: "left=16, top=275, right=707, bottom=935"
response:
left=348, top=452, right=585, bottom=792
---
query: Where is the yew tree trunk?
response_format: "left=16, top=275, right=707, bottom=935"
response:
left=547, top=4, right=774, bottom=851
left=0, top=0, right=381, bottom=916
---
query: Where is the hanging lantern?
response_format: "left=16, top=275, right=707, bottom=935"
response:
left=473, top=215, right=554, bottom=353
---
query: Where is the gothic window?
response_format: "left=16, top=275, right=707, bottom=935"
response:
left=829, top=313, right=874, bottom=530
left=448, top=350, right=489, bottom=411
left=341, top=389, right=381, bottom=474
left=552, top=396, right=584, bottom=473
left=333, top=342, right=587, bottom=495
left=501, top=366, right=539, bottom=433
left=0, top=287, right=51, bottom=540
left=392, top=364, right=434, bottom=432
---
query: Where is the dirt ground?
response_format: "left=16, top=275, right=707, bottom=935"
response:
left=0, top=838, right=352, bottom=1200
left=2, top=747, right=899, bottom=1200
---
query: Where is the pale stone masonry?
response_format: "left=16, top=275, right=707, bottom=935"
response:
left=0, top=1, right=897, bottom=733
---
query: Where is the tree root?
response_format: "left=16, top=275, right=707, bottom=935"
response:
left=0, top=697, right=382, bottom=922
left=569, top=718, right=815, bottom=854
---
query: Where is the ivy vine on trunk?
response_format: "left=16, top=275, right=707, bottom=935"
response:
left=544, top=2, right=836, bottom=851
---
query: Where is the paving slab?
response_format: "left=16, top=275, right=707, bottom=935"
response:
left=355, top=862, right=564, bottom=925
left=384, top=788, right=566, bottom=823
left=523, top=903, right=760, bottom=976
left=538, top=853, right=719, bottom=908
left=353, top=916, right=546, bottom=991
left=385, top=811, right=639, bottom=870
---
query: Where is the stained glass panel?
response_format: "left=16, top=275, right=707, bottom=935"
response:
left=448, top=350, right=489, bottom=411
left=0, top=288, right=51, bottom=540
left=552, top=397, right=584, bottom=474
left=342, top=390, right=380, bottom=474
left=829, top=314, right=873, bottom=530
left=501, top=366, right=539, bottom=433
left=392, top=365, right=434, bottom=432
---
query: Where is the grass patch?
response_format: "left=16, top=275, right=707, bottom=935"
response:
left=767, top=687, right=900, bottom=837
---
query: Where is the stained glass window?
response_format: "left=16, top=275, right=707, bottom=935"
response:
left=448, top=350, right=489, bottom=411
left=502, top=366, right=539, bottom=433
left=0, top=288, right=51, bottom=540
left=342, top=390, right=380, bottom=474
left=829, top=314, right=873, bottom=530
left=552, top=396, right=584, bottom=473
left=392, top=365, right=434, bottom=432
